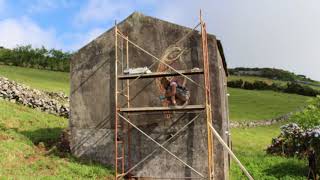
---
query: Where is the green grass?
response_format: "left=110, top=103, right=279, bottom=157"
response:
left=228, top=88, right=310, bottom=121
left=0, top=65, right=313, bottom=179
left=229, top=75, right=320, bottom=90
left=229, top=75, right=286, bottom=85
left=0, top=65, right=69, bottom=94
left=0, top=99, right=113, bottom=179
left=0, top=65, right=311, bottom=122
left=0, top=95, right=308, bottom=180
left=0, top=95, right=307, bottom=179
left=230, top=124, right=307, bottom=180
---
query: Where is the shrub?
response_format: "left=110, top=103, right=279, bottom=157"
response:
left=267, top=123, right=320, bottom=174
left=227, top=79, right=243, bottom=88
left=228, top=67, right=307, bottom=82
left=252, top=80, right=270, bottom=90
left=267, top=97, right=320, bottom=175
left=243, top=81, right=255, bottom=90
left=284, top=82, right=320, bottom=97
left=290, top=96, right=320, bottom=129
left=227, top=79, right=319, bottom=97
left=267, top=123, right=308, bottom=157
left=270, top=82, right=285, bottom=91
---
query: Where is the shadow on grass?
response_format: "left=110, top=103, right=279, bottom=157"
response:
left=263, top=160, right=307, bottom=178
left=16, top=128, right=114, bottom=176
left=20, top=127, right=63, bottom=147
left=18, top=128, right=113, bottom=170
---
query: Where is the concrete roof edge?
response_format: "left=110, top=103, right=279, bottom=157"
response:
left=217, top=40, right=228, bottom=76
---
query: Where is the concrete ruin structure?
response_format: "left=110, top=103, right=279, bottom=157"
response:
left=70, top=12, right=230, bottom=179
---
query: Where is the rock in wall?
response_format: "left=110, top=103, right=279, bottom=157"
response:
left=0, top=76, right=69, bottom=118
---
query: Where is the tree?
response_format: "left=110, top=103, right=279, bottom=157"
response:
left=0, top=45, right=72, bottom=72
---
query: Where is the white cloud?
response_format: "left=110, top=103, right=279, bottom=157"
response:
left=75, top=0, right=134, bottom=25
left=0, top=17, right=61, bottom=49
left=28, top=0, right=74, bottom=13
left=152, top=0, right=320, bottom=80
left=62, top=28, right=105, bottom=51
left=0, top=15, right=106, bottom=51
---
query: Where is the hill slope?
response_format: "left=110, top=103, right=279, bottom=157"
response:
left=229, top=88, right=310, bottom=121
left=0, top=65, right=69, bottom=94
left=0, top=96, right=307, bottom=179
left=0, top=65, right=312, bottom=179
left=0, top=99, right=112, bottom=179
left=229, top=74, right=320, bottom=91
left=0, top=65, right=310, bottom=121
left=229, top=67, right=320, bottom=84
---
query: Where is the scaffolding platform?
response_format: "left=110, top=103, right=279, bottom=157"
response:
left=118, top=69, right=204, bottom=80
left=110, top=11, right=252, bottom=180
left=113, top=12, right=215, bottom=179
left=119, top=105, right=205, bottom=112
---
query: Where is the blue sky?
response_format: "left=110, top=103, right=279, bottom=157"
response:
left=0, top=0, right=158, bottom=50
left=0, top=0, right=320, bottom=80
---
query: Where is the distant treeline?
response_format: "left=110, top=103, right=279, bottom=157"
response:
left=0, top=45, right=72, bottom=72
left=228, top=67, right=316, bottom=83
left=228, top=79, right=320, bottom=97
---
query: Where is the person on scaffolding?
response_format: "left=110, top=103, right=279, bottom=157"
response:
left=160, top=77, right=190, bottom=106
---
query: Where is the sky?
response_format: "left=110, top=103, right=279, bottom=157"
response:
left=0, top=0, right=319, bottom=80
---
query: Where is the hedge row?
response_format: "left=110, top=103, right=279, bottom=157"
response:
left=227, top=79, right=320, bottom=97
left=0, top=45, right=72, bottom=72
left=228, top=67, right=316, bottom=83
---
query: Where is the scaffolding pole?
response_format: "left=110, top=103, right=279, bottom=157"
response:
left=112, top=11, right=252, bottom=180
left=114, top=17, right=210, bottom=180
left=114, top=21, right=119, bottom=178
left=200, top=10, right=214, bottom=179
left=126, top=35, right=131, bottom=171
left=118, top=113, right=204, bottom=178
left=120, top=113, right=202, bottom=177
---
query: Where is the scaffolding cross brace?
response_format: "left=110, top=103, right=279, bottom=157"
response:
left=114, top=12, right=214, bottom=180
left=113, top=11, right=254, bottom=180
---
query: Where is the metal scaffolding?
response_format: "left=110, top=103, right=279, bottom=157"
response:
left=113, top=12, right=254, bottom=180
left=114, top=12, right=213, bottom=180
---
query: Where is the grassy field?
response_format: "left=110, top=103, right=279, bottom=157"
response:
left=0, top=65, right=318, bottom=95
left=0, top=98, right=307, bottom=179
left=0, top=65, right=69, bottom=94
left=229, top=88, right=310, bottom=121
left=0, top=65, right=312, bottom=179
left=228, top=75, right=286, bottom=85
left=230, top=124, right=307, bottom=179
left=0, top=65, right=311, bottom=122
left=0, top=99, right=113, bottom=179
left=229, top=75, right=320, bottom=90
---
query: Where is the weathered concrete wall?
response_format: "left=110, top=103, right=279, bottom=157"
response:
left=70, top=12, right=229, bottom=179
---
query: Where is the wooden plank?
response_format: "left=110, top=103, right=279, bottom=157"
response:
left=119, top=105, right=205, bottom=112
left=118, top=69, right=204, bottom=80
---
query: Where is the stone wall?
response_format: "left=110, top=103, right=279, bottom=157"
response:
left=0, top=76, right=69, bottom=118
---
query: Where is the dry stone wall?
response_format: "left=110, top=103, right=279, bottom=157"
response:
left=230, top=112, right=294, bottom=128
left=0, top=76, right=69, bottom=118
